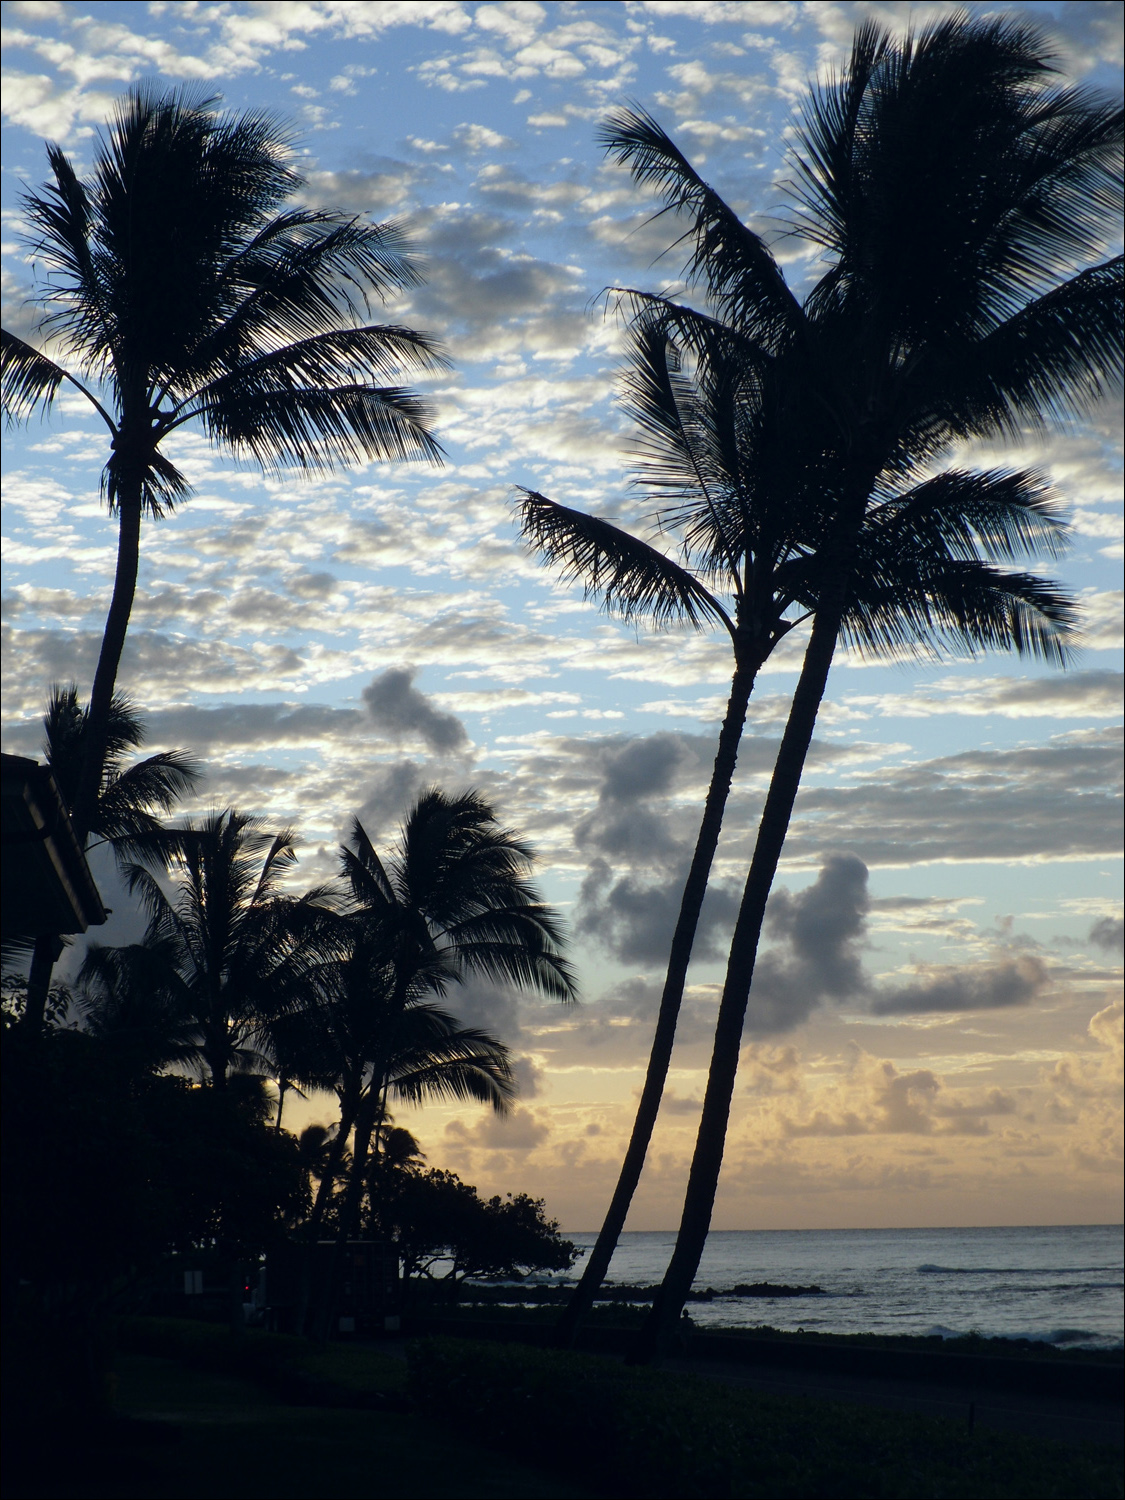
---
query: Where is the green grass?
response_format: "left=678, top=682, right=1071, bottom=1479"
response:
left=41, top=1318, right=1113, bottom=1500
left=8, top=1354, right=591, bottom=1500
left=410, top=1337, right=1124, bottom=1500
left=115, top=1315, right=408, bottom=1401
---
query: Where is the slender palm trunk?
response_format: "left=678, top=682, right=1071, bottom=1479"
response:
left=74, top=489, right=142, bottom=844
left=22, top=488, right=142, bottom=1033
left=630, top=599, right=846, bottom=1364
left=312, top=1079, right=382, bottom=1341
left=296, top=1085, right=357, bottom=1337
left=555, top=656, right=759, bottom=1347
left=308, top=1094, right=357, bottom=1235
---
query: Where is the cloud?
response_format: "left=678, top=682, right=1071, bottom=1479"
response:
left=779, top=729, right=1123, bottom=868
left=445, top=1104, right=550, bottom=1151
left=576, top=856, right=741, bottom=967
left=356, top=758, right=430, bottom=840
left=745, top=854, right=870, bottom=1035
left=870, top=956, right=1049, bottom=1016
left=844, top=670, right=1124, bottom=722
left=781, top=1052, right=1020, bottom=1140
left=1088, top=917, right=1124, bottom=954
left=362, top=666, right=469, bottom=753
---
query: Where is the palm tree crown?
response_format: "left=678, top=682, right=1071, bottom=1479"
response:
left=125, top=809, right=328, bottom=1087
left=2, top=86, right=448, bottom=838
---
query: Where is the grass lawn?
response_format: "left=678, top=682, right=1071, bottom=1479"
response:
left=8, top=1354, right=590, bottom=1500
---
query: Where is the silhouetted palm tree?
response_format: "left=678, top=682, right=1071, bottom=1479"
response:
left=524, top=302, right=1077, bottom=1350
left=300, top=932, right=516, bottom=1244
left=623, top=14, right=1121, bottom=1359
left=307, top=791, right=575, bottom=1337
left=76, top=936, right=197, bottom=1076
left=331, top=793, right=574, bottom=1226
left=125, top=809, right=328, bottom=1087
left=21, top=685, right=200, bottom=1033
left=1, top=86, right=446, bottom=840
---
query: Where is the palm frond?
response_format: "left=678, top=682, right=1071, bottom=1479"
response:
left=866, top=469, right=1070, bottom=563
left=1, top=329, right=70, bottom=423
left=840, top=556, right=1079, bottom=666
left=599, top=103, right=804, bottom=347
left=517, top=488, right=730, bottom=633
left=937, top=256, right=1124, bottom=438
left=97, top=750, right=202, bottom=828
left=181, top=324, right=448, bottom=414
left=193, top=383, right=444, bottom=470
left=187, top=216, right=438, bottom=380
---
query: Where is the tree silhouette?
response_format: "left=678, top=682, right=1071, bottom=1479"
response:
left=522, top=161, right=1082, bottom=1348
left=21, top=685, right=200, bottom=1034
left=306, top=790, right=575, bottom=1337
left=123, top=809, right=328, bottom=1088
left=624, top=14, right=1121, bottom=1360
left=1, top=86, right=446, bottom=842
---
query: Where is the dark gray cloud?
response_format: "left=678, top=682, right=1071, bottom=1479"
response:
left=362, top=667, right=468, bottom=753
left=572, top=731, right=716, bottom=865
left=1088, top=917, right=1124, bottom=954
left=870, top=956, right=1048, bottom=1016
left=745, top=854, right=870, bottom=1035
left=576, top=856, right=741, bottom=967
left=356, top=758, right=430, bottom=841
left=778, top=730, right=1123, bottom=867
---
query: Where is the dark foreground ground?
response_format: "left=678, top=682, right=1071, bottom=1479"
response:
left=4, top=1322, right=1121, bottom=1500
left=667, top=1349, right=1123, bottom=1448
left=6, top=1353, right=590, bottom=1500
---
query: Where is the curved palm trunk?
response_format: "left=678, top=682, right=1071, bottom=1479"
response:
left=74, top=489, right=142, bottom=844
left=555, top=657, right=759, bottom=1347
left=630, top=599, right=845, bottom=1365
left=307, top=1090, right=358, bottom=1235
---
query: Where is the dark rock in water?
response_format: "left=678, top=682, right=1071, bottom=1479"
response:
left=590, top=1280, right=824, bottom=1304
left=729, top=1282, right=824, bottom=1298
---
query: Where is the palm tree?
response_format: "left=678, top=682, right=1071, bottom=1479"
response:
left=1, top=86, right=446, bottom=842
left=523, top=326, right=1076, bottom=1348
left=307, top=791, right=576, bottom=1337
left=21, top=685, right=200, bottom=1034
left=332, top=793, right=575, bottom=1224
left=298, top=927, right=517, bottom=1246
left=125, top=809, right=328, bottom=1088
left=76, top=935, right=197, bottom=1076
left=621, top=14, right=1121, bottom=1360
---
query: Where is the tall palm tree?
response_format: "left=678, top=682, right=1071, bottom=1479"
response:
left=523, top=326, right=1075, bottom=1348
left=21, top=685, right=201, bottom=1034
left=1, top=86, right=446, bottom=842
left=125, top=809, right=328, bottom=1088
left=306, top=791, right=576, bottom=1337
left=621, top=14, right=1121, bottom=1360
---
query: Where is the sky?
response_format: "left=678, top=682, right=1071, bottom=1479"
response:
left=1, top=0, right=1122, bottom=1233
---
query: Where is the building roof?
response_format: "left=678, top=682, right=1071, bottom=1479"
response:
left=1, top=753, right=107, bottom=939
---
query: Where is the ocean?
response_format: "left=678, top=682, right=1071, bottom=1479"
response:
left=562, top=1224, right=1124, bottom=1351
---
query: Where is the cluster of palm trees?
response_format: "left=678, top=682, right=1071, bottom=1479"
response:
left=79, top=784, right=574, bottom=1297
left=3, top=16, right=1121, bottom=1358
